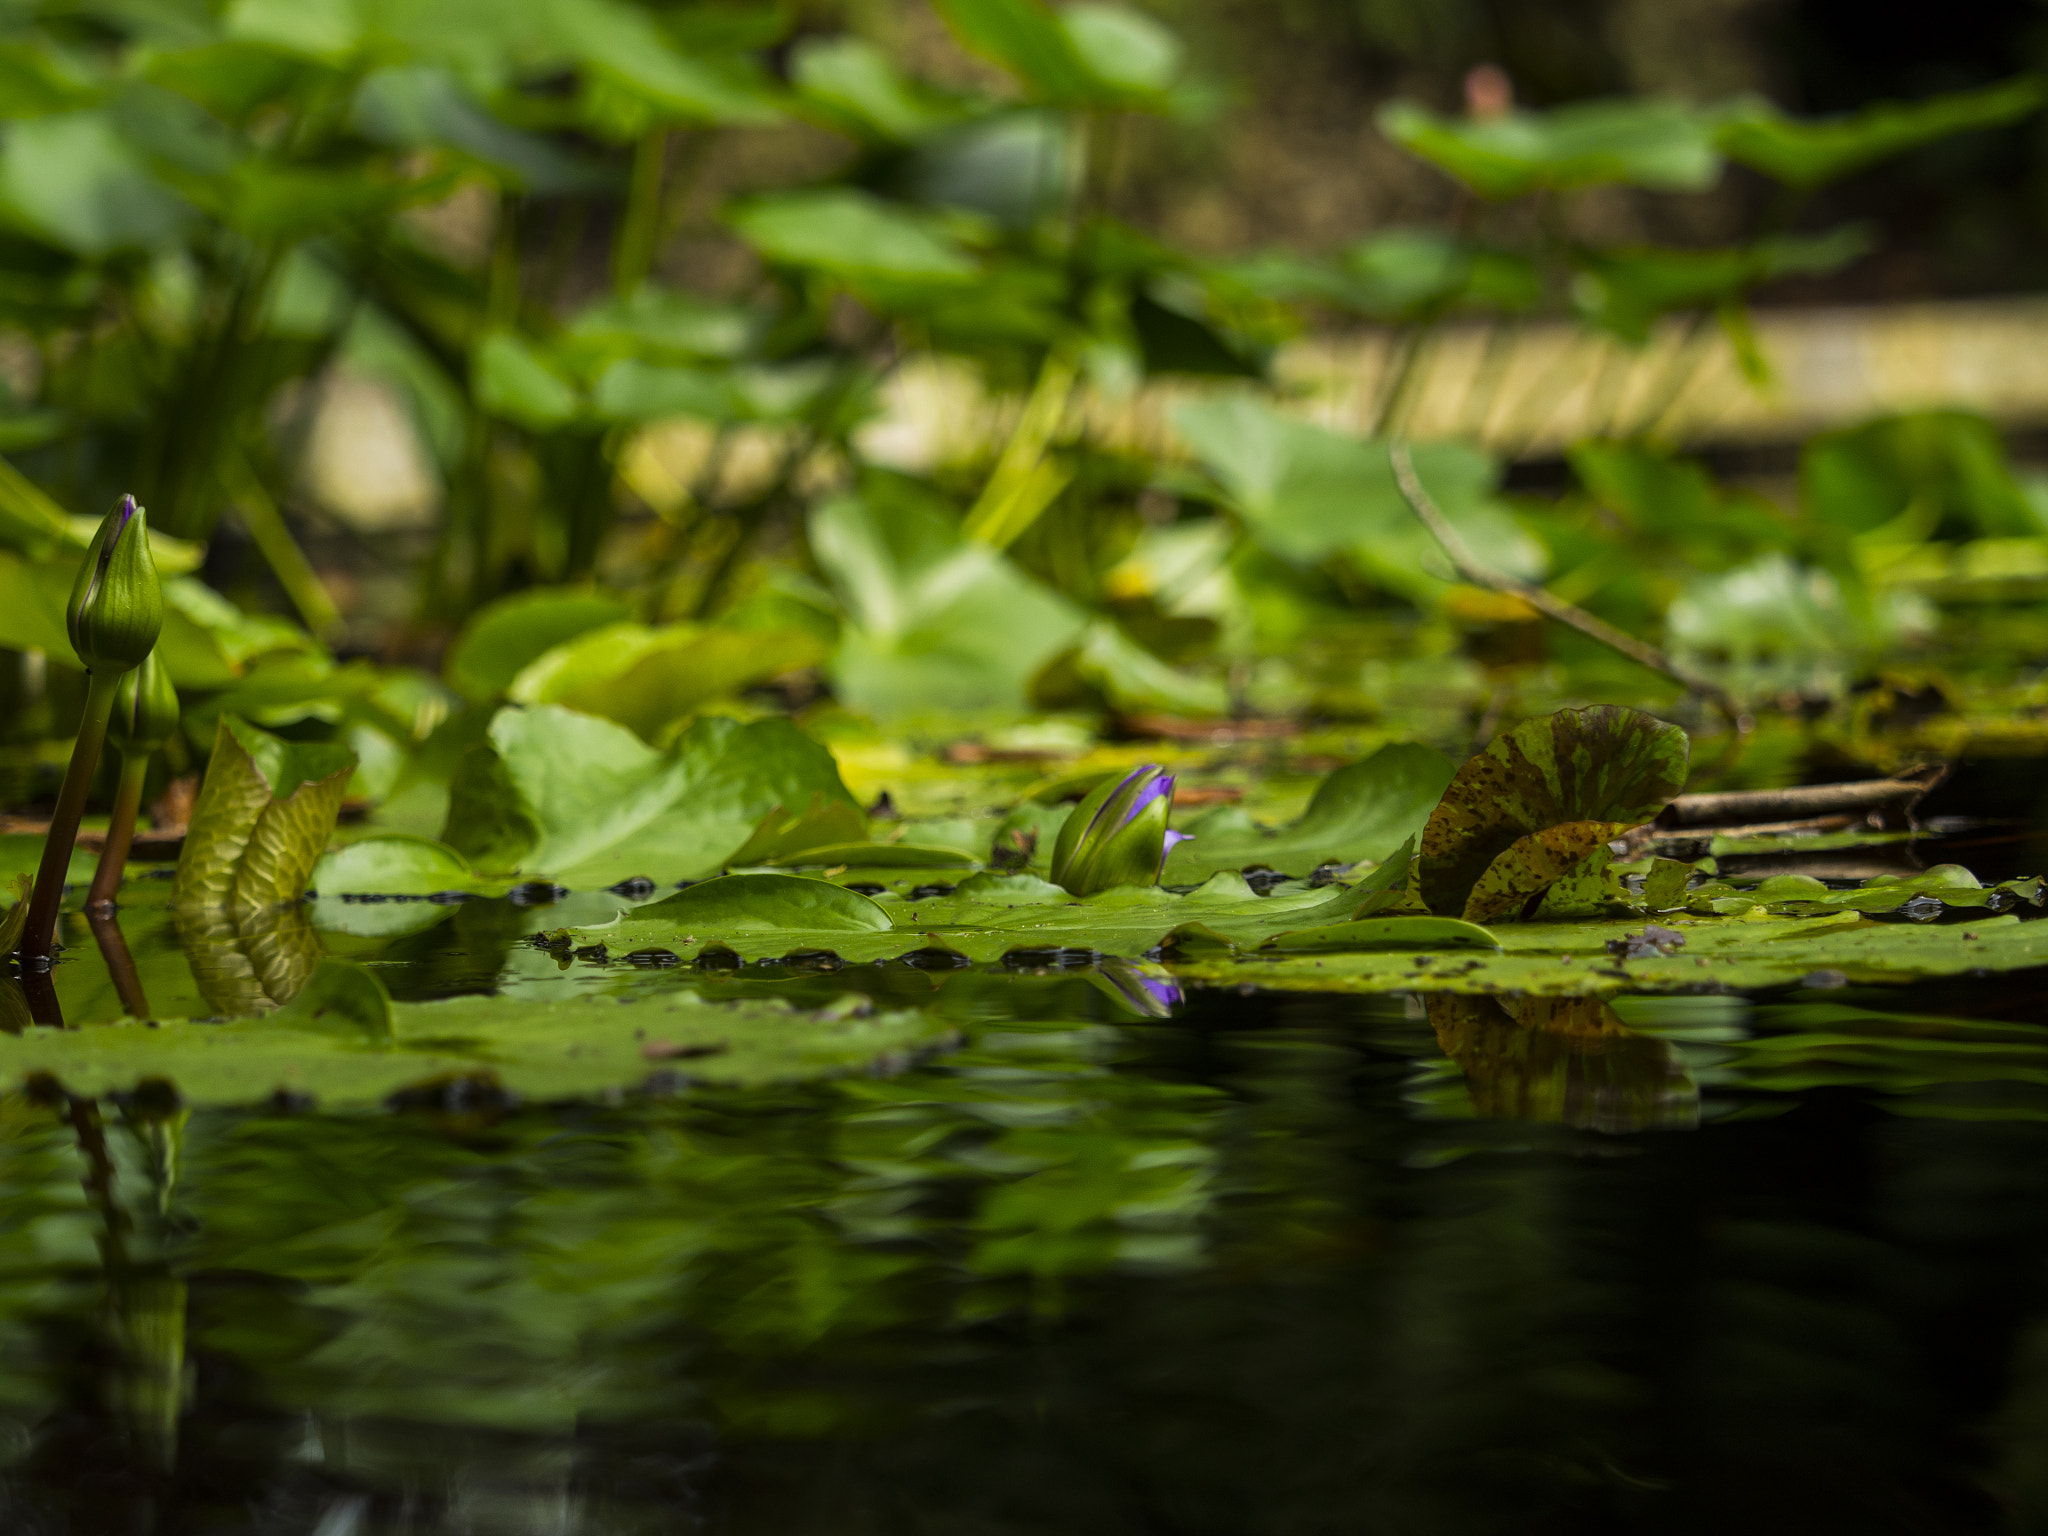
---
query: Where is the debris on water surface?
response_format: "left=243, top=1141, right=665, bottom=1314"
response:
left=1607, top=925, right=1687, bottom=959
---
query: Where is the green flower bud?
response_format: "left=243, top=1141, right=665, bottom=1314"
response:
left=108, top=652, right=180, bottom=752
left=1047, top=764, right=1191, bottom=897
left=67, top=494, right=163, bottom=673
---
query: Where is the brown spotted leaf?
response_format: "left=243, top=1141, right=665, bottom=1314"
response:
left=1461, top=820, right=1633, bottom=923
left=1420, top=705, right=1688, bottom=916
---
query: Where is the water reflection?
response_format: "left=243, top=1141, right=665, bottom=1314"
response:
left=1426, top=993, right=1700, bottom=1132
left=174, top=903, right=322, bottom=1017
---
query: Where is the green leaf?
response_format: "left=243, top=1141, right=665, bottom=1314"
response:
left=174, top=716, right=356, bottom=913
left=727, top=189, right=979, bottom=285
left=631, top=872, right=895, bottom=933
left=0, top=873, right=29, bottom=955
left=931, top=0, right=1098, bottom=104
left=507, top=621, right=827, bottom=743
left=352, top=66, right=613, bottom=194
left=809, top=493, right=1086, bottom=719
left=792, top=36, right=961, bottom=142
left=547, top=0, right=781, bottom=127
left=445, top=586, right=635, bottom=702
left=224, top=0, right=362, bottom=62
left=0, top=110, right=191, bottom=254
left=1571, top=230, right=1870, bottom=343
left=312, top=834, right=505, bottom=898
left=474, top=330, right=582, bottom=430
left=1379, top=96, right=1722, bottom=200
left=1169, top=393, right=1546, bottom=594
left=1259, top=915, right=1500, bottom=953
left=0, top=968, right=948, bottom=1107
left=1164, top=744, right=1454, bottom=880
left=1419, top=706, right=1689, bottom=918
left=433, top=706, right=863, bottom=886
left=1715, top=76, right=2047, bottom=189
left=725, top=796, right=872, bottom=866
left=1059, top=5, right=1184, bottom=99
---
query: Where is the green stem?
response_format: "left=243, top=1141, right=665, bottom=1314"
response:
left=21, top=670, right=123, bottom=963
left=220, top=454, right=340, bottom=637
left=613, top=129, right=669, bottom=297
left=87, top=752, right=150, bottom=913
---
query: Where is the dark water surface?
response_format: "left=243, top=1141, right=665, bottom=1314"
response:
left=8, top=847, right=2048, bottom=1532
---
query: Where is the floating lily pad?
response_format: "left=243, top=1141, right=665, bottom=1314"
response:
left=0, top=959, right=949, bottom=1107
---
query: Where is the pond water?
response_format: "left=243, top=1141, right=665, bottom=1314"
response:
left=6, top=834, right=2048, bottom=1534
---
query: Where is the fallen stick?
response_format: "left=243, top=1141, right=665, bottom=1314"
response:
left=1656, top=765, right=1947, bottom=829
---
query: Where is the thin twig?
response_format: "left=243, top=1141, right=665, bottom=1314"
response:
left=1388, top=441, right=1747, bottom=727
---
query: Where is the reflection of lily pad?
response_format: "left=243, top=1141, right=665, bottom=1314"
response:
left=1425, top=993, right=1698, bottom=1131
left=1421, top=706, right=1688, bottom=917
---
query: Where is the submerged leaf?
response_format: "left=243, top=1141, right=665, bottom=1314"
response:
left=1420, top=706, right=1688, bottom=918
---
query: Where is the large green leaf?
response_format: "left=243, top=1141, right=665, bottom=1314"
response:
left=0, top=959, right=948, bottom=1107
left=444, top=586, right=635, bottom=702
left=1571, top=230, right=1870, bottom=343
left=1419, top=707, right=1689, bottom=917
left=507, top=621, right=826, bottom=744
left=1716, top=76, right=2046, bottom=189
left=1378, top=97, right=1722, bottom=200
left=312, top=834, right=506, bottom=899
left=791, top=36, right=961, bottom=142
left=930, top=0, right=1098, bottom=104
left=174, top=716, right=356, bottom=913
left=1162, top=743, right=1454, bottom=880
left=728, top=189, right=978, bottom=285
left=810, top=492, right=1085, bottom=718
left=420, top=705, right=863, bottom=886
left=1169, top=393, right=1546, bottom=594
left=0, top=110, right=191, bottom=253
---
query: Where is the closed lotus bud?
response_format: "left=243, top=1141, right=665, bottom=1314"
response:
left=1048, top=764, right=1192, bottom=896
left=108, top=653, right=179, bottom=751
left=67, top=494, right=163, bottom=673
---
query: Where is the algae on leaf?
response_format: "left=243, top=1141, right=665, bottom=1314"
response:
left=174, top=716, right=355, bottom=913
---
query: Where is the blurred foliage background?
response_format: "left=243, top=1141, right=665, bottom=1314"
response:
left=3, top=0, right=2047, bottom=828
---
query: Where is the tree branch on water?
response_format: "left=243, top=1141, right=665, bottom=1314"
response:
left=1388, top=441, right=1748, bottom=728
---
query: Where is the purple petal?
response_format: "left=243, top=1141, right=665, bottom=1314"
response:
left=1116, top=769, right=1173, bottom=828
left=1157, top=828, right=1193, bottom=873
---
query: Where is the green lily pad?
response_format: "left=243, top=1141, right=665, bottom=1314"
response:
left=1259, top=915, right=1501, bottom=954
left=312, top=833, right=507, bottom=898
left=1169, top=912, right=2048, bottom=996
left=0, top=958, right=949, bottom=1108
left=1420, top=706, right=1688, bottom=918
